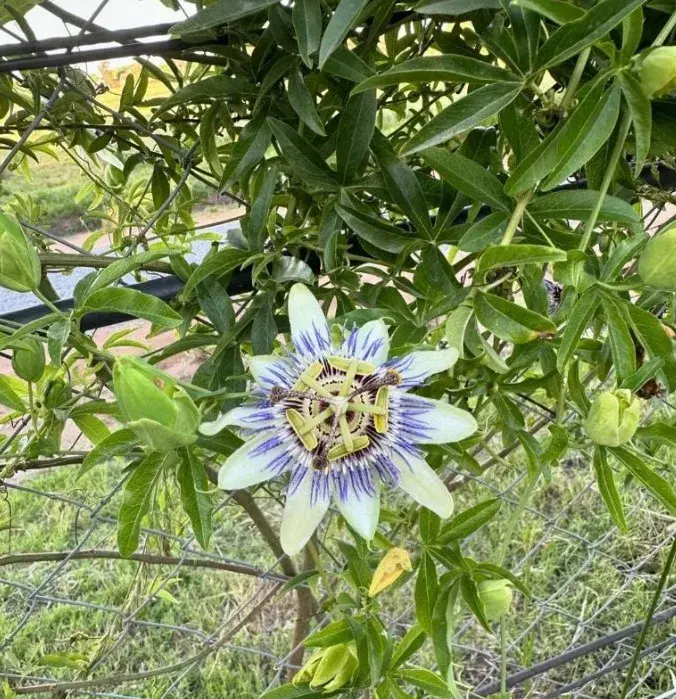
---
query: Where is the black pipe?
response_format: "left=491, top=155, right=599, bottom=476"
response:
left=0, top=37, right=228, bottom=74
left=0, top=23, right=176, bottom=57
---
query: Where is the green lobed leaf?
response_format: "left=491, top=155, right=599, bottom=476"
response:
left=267, top=117, right=339, bottom=190
left=611, top=446, right=676, bottom=515
left=414, top=553, right=439, bottom=634
left=476, top=244, right=567, bottom=275
left=422, top=149, right=511, bottom=212
left=157, top=76, right=257, bottom=112
left=183, top=248, right=249, bottom=299
left=293, top=0, right=322, bottom=68
left=593, top=446, right=627, bottom=531
left=335, top=203, right=414, bottom=253
left=303, top=618, right=353, bottom=647
left=506, top=80, right=620, bottom=195
left=0, top=374, right=25, bottom=412
left=170, top=0, right=278, bottom=34
left=288, top=70, right=326, bottom=136
left=557, top=289, right=601, bottom=373
left=82, top=288, right=182, bottom=328
left=619, top=71, right=652, bottom=177
left=402, top=83, right=523, bottom=156
left=318, top=0, right=368, bottom=69
left=117, top=452, right=168, bottom=557
left=458, top=212, right=509, bottom=253
left=337, top=90, right=377, bottom=184
left=399, top=668, right=451, bottom=698
left=527, top=190, right=639, bottom=224
left=600, top=294, right=636, bottom=384
left=474, top=292, right=557, bottom=344
left=414, top=0, right=501, bottom=14
left=371, top=131, right=432, bottom=236
left=512, top=0, right=585, bottom=24
left=438, top=499, right=501, bottom=543
left=624, top=302, right=676, bottom=392
left=79, top=428, right=139, bottom=477
left=352, top=55, right=519, bottom=94
left=177, top=448, right=213, bottom=550
left=535, top=0, right=648, bottom=70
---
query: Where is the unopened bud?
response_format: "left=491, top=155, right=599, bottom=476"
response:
left=478, top=579, right=513, bottom=621
left=0, top=213, right=41, bottom=293
left=12, top=338, right=45, bottom=383
left=368, top=547, right=412, bottom=597
left=113, top=356, right=199, bottom=452
left=44, top=378, right=72, bottom=409
left=640, top=46, right=676, bottom=98
left=638, top=226, right=676, bottom=291
left=584, top=389, right=640, bottom=447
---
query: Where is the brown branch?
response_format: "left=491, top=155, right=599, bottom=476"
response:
left=204, top=467, right=318, bottom=672
left=38, top=253, right=173, bottom=274
left=0, top=549, right=289, bottom=582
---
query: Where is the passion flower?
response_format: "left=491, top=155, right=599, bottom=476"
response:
left=202, top=284, right=477, bottom=555
left=0, top=212, right=41, bottom=293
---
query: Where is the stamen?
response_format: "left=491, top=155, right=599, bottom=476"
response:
left=327, top=356, right=375, bottom=376
left=292, top=361, right=323, bottom=391
left=346, top=402, right=387, bottom=415
left=286, top=408, right=318, bottom=450
left=374, top=386, right=389, bottom=434
left=328, top=435, right=370, bottom=461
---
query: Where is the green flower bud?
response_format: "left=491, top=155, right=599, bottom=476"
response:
left=640, top=46, right=676, bottom=98
left=113, top=356, right=199, bottom=452
left=44, top=378, right=72, bottom=409
left=638, top=227, right=676, bottom=291
left=12, top=338, right=45, bottom=382
left=584, top=389, right=641, bottom=447
left=308, top=644, right=357, bottom=691
left=0, top=213, right=41, bottom=292
left=478, top=579, right=513, bottom=621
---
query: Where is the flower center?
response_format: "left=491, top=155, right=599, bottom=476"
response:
left=269, top=356, right=401, bottom=471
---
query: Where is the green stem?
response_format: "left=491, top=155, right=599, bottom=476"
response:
left=500, top=616, right=508, bottom=698
left=32, top=288, right=64, bottom=315
left=578, top=110, right=632, bottom=252
left=619, top=534, right=676, bottom=699
left=500, top=194, right=531, bottom=246
left=38, top=252, right=172, bottom=274
left=561, top=47, right=591, bottom=111
left=653, top=8, right=676, bottom=47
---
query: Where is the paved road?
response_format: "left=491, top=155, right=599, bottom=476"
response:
left=1, top=220, right=239, bottom=316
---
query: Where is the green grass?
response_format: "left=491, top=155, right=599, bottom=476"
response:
left=2, top=431, right=674, bottom=698
left=0, top=152, right=218, bottom=235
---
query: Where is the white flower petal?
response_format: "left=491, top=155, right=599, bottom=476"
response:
left=392, top=449, right=454, bottom=518
left=342, top=319, right=390, bottom=365
left=218, top=433, right=292, bottom=490
left=335, top=480, right=380, bottom=541
left=288, top=283, right=331, bottom=359
left=388, top=348, right=458, bottom=388
left=280, top=470, right=330, bottom=555
left=249, top=355, right=293, bottom=390
left=199, top=405, right=278, bottom=436
left=397, top=395, right=477, bottom=444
